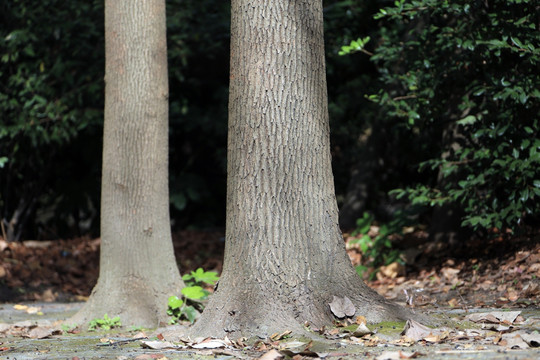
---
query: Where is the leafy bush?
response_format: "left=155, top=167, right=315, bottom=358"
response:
left=1, top=0, right=231, bottom=239
left=0, top=0, right=104, bottom=240
left=167, top=268, right=219, bottom=324
left=349, top=211, right=416, bottom=277
left=341, top=0, right=540, bottom=234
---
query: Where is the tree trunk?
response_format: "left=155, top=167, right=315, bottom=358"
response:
left=69, top=0, right=183, bottom=328
left=191, top=0, right=417, bottom=338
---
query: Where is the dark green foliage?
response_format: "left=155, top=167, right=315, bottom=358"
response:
left=166, top=0, right=230, bottom=229
left=1, top=0, right=230, bottom=239
left=342, top=0, right=539, bottom=233
left=349, top=212, right=402, bottom=277
left=0, top=0, right=104, bottom=240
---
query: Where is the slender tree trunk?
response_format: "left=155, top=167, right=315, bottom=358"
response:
left=191, top=0, right=417, bottom=338
left=70, top=0, right=183, bottom=328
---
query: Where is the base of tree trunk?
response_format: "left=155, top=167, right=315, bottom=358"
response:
left=190, top=272, right=426, bottom=339
left=68, top=276, right=182, bottom=329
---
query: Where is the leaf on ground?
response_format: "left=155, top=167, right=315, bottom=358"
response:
left=341, top=323, right=372, bottom=337
left=140, top=340, right=183, bottom=350
left=465, top=311, right=521, bottom=324
left=13, top=320, right=35, bottom=328
left=519, top=331, right=540, bottom=347
left=26, top=306, right=42, bottom=315
left=376, top=350, right=422, bottom=360
left=0, top=323, right=11, bottom=333
left=270, top=330, right=292, bottom=341
left=440, top=267, right=460, bottom=284
left=329, top=296, right=356, bottom=318
left=279, top=340, right=308, bottom=349
left=379, top=262, right=405, bottom=279
left=191, top=338, right=230, bottom=349
left=134, top=354, right=169, bottom=360
left=401, top=319, right=433, bottom=341
left=257, top=349, right=284, bottom=360
left=500, top=333, right=529, bottom=349
left=25, top=326, right=58, bottom=339
left=279, top=340, right=321, bottom=358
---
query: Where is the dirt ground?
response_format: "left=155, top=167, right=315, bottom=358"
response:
left=1, top=228, right=538, bottom=308
left=0, top=229, right=539, bottom=359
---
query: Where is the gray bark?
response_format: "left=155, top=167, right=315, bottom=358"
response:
left=190, top=0, right=418, bottom=339
left=69, top=0, right=183, bottom=328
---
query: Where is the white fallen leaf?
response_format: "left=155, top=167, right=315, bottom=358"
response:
left=353, top=322, right=372, bottom=337
left=26, top=306, right=41, bottom=314
left=329, top=296, right=356, bottom=318
left=12, top=320, right=34, bottom=328
left=191, top=338, right=229, bottom=349
left=514, top=331, right=540, bottom=347
left=26, top=326, right=56, bottom=339
left=280, top=340, right=308, bottom=349
left=140, top=340, right=183, bottom=350
left=465, top=311, right=521, bottom=324
left=376, top=350, right=420, bottom=360
left=501, top=333, right=529, bottom=349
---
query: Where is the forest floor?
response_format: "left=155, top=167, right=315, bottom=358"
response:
left=0, top=228, right=539, bottom=359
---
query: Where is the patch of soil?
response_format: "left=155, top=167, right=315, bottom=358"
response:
left=0, top=230, right=224, bottom=303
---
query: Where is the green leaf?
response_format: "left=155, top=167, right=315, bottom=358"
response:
left=355, top=212, right=374, bottom=234
left=181, top=285, right=206, bottom=300
left=182, top=305, right=199, bottom=324
left=457, top=115, right=477, bottom=126
left=168, top=295, right=183, bottom=310
left=190, top=268, right=219, bottom=285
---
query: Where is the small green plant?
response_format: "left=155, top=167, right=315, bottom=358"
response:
left=350, top=212, right=404, bottom=278
left=167, top=268, right=219, bottom=324
left=88, top=314, right=121, bottom=331
left=60, top=323, right=77, bottom=334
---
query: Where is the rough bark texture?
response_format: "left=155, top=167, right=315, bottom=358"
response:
left=69, top=0, right=183, bottom=328
left=191, top=0, right=417, bottom=339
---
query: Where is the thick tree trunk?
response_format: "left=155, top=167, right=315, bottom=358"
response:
left=69, top=0, right=183, bottom=328
left=191, top=0, right=417, bottom=338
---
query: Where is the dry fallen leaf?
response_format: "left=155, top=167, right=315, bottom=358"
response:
left=329, top=296, right=356, bottom=318
left=258, top=349, right=283, bottom=360
left=500, top=333, right=529, bottom=349
left=379, top=262, right=405, bottom=279
left=376, top=350, right=421, bottom=360
left=341, top=323, right=372, bottom=337
left=26, top=326, right=57, bottom=339
left=519, top=331, right=540, bottom=347
left=465, top=311, right=521, bottom=324
left=26, top=306, right=42, bottom=315
left=140, top=340, right=182, bottom=350
left=356, top=316, right=367, bottom=324
left=401, top=319, right=433, bottom=342
left=191, top=338, right=230, bottom=349
left=270, top=330, right=292, bottom=341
